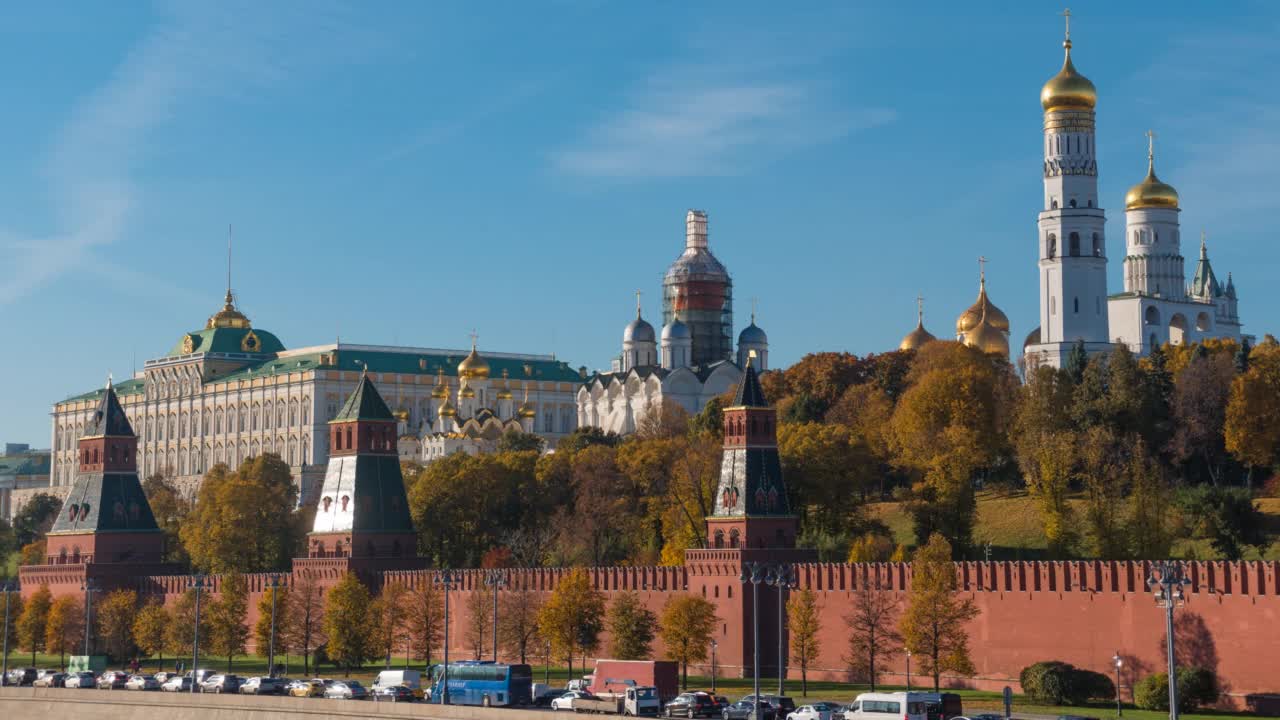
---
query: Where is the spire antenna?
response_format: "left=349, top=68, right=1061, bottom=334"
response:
left=1061, top=7, right=1072, bottom=47
left=1146, top=129, right=1157, bottom=173
left=917, top=294, right=925, bottom=325
left=470, top=329, right=479, bottom=351
left=978, top=256, right=988, bottom=287
left=751, top=296, right=758, bottom=324
left=226, top=224, right=234, bottom=306
left=635, top=289, right=643, bottom=318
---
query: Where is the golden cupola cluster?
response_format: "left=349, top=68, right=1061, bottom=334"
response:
left=897, top=264, right=1011, bottom=358
left=1040, top=17, right=1096, bottom=113
left=1125, top=133, right=1180, bottom=210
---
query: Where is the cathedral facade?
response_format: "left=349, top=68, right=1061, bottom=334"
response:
left=578, top=210, right=770, bottom=435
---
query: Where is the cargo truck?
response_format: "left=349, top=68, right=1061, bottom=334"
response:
left=585, top=660, right=679, bottom=702
left=570, top=685, right=662, bottom=716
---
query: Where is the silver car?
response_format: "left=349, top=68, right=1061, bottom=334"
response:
left=126, top=674, right=160, bottom=691
left=65, top=672, right=97, bottom=689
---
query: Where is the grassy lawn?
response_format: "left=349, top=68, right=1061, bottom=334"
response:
left=3, top=651, right=1254, bottom=720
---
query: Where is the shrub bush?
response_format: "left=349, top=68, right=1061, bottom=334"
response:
left=1134, top=668, right=1220, bottom=712
left=1020, top=661, right=1116, bottom=705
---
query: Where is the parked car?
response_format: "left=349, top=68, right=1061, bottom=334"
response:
left=6, top=668, right=37, bottom=686
left=725, top=700, right=762, bottom=720
left=374, top=684, right=416, bottom=702
left=290, top=679, right=328, bottom=698
left=968, top=714, right=1003, bottom=720
left=373, top=669, right=422, bottom=699
left=740, top=696, right=795, bottom=720
left=65, top=672, right=97, bottom=689
left=788, top=704, right=838, bottom=720
left=200, top=674, right=241, bottom=693
left=535, top=685, right=567, bottom=707
left=552, top=690, right=594, bottom=711
left=34, top=672, right=68, bottom=688
left=97, top=670, right=130, bottom=690
left=240, top=676, right=286, bottom=695
left=125, top=674, right=160, bottom=691
left=160, top=675, right=191, bottom=692
left=325, top=680, right=368, bottom=700
left=667, top=692, right=721, bottom=718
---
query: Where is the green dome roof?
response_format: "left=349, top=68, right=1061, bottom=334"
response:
left=169, top=326, right=285, bottom=357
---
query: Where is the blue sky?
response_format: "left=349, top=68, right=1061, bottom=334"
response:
left=2, top=1, right=1279, bottom=445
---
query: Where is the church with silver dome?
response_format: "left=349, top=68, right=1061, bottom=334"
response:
left=577, top=210, right=769, bottom=435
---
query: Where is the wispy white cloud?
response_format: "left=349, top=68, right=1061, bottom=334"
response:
left=553, top=54, right=892, bottom=179
left=0, top=0, right=374, bottom=307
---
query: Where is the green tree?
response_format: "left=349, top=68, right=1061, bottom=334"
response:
left=44, top=594, right=83, bottom=668
left=323, top=572, right=373, bottom=675
left=17, top=583, right=52, bottom=665
left=12, top=493, right=61, bottom=548
left=180, top=456, right=299, bottom=574
left=95, top=589, right=139, bottom=662
left=900, top=534, right=980, bottom=690
left=843, top=585, right=901, bottom=691
left=253, top=584, right=290, bottom=672
left=657, top=593, right=718, bottom=690
left=205, top=573, right=249, bottom=672
left=778, top=422, right=876, bottom=538
left=1127, top=439, right=1174, bottom=558
left=2, top=590, right=22, bottom=664
left=688, top=396, right=726, bottom=440
left=787, top=589, right=822, bottom=695
left=497, top=429, right=545, bottom=453
left=1013, top=366, right=1078, bottom=557
left=606, top=591, right=657, bottom=660
left=537, top=568, right=605, bottom=679
left=133, top=601, right=171, bottom=671
left=284, top=573, right=325, bottom=676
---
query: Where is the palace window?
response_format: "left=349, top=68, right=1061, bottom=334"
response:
left=1069, top=232, right=1080, bottom=256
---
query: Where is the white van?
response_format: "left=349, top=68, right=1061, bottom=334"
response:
left=374, top=669, right=423, bottom=699
left=845, top=692, right=931, bottom=720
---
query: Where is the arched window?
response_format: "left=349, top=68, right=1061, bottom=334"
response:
left=1074, top=297, right=1079, bottom=313
left=1069, top=198, right=1077, bottom=208
left=1092, top=233, right=1101, bottom=256
left=1047, top=234, right=1057, bottom=259
left=1069, top=232, right=1080, bottom=256
left=1051, top=198, right=1059, bottom=209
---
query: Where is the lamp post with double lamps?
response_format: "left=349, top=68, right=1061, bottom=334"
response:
left=740, top=564, right=767, bottom=720
left=434, top=571, right=458, bottom=704
left=766, top=565, right=796, bottom=696
left=190, top=575, right=206, bottom=694
left=80, top=578, right=99, bottom=660
left=1112, top=652, right=1124, bottom=717
left=266, top=574, right=284, bottom=677
left=710, top=639, right=718, bottom=693
left=1, top=579, right=18, bottom=684
left=484, top=570, right=508, bottom=662
left=905, top=650, right=912, bottom=690
left=1148, top=562, right=1189, bottom=720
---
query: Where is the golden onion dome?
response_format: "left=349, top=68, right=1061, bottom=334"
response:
left=1125, top=139, right=1179, bottom=210
left=497, top=386, right=514, bottom=400
left=516, top=386, right=536, bottom=418
left=460, top=383, right=476, bottom=399
left=438, top=398, right=457, bottom=417
left=431, top=382, right=449, bottom=399
left=964, top=312, right=1011, bottom=357
left=1041, top=40, right=1096, bottom=112
left=900, top=323, right=936, bottom=351
left=458, top=341, right=490, bottom=379
left=956, top=277, right=1010, bottom=335
left=207, top=290, right=251, bottom=330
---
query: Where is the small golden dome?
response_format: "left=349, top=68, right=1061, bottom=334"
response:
left=497, top=387, right=514, bottom=400
left=956, top=275, right=1009, bottom=335
left=460, top=383, right=476, bottom=399
left=438, top=399, right=457, bottom=417
left=1041, top=41, right=1096, bottom=112
left=458, top=339, right=490, bottom=379
left=207, top=290, right=251, bottom=330
left=900, top=323, right=936, bottom=351
left=516, top=386, right=536, bottom=418
left=1125, top=138, right=1179, bottom=210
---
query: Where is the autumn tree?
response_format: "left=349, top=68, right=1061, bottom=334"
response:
left=12, top=493, right=61, bottom=548
left=787, top=589, right=822, bottom=695
left=284, top=573, right=325, bottom=676
left=253, top=583, right=289, bottom=672
left=498, top=585, right=543, bottom=664
left=142, top=473, right=191, bottom=565
left=900, top=534, right=980, bottom=690
left=658, top=593, right=719, bottom=690
left=1128, top=440, right=1174, bottom=558
left=95, top=589, right=139, bottom=662
left=607, top=591, right=657, bottom=660
left=1013, top=366, right=1079, bottom=556
left=17, top=583, right=52, bottom=665
left=779, top=422, right=876, bottom=538
left=368, top=582, right=410, bottom=668
left=660, top=435, right=723, bottom=564
left=2, top=591, right=22, bottom=662
left=180, top=456, right=299, bottom=573
left=323, top=572, right=373, bottom=675
left=537, top=568, right=605, bottom=678
left=1225, top=338, right=1280, bottom=477
left=465, top=588, right=490, bottom=660
left=1170, top=351, right=1237, bottom=484
left=844, top=584, right=902, bottom=690
left=133, top=601, right=171, bottom=671
left=164, top=587, right=209, bottom=663
left=44, top=594, right=83, bottom=668
left=207, top=573, right=249, bottom=672
left=405, top=581, right=444, bottom=670
left=555, top=445, right=637, bottom=566
left=847, top=533, right=895, bottom=563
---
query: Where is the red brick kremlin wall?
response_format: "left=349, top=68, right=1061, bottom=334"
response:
left=19, top=559, right=1280, bottom=710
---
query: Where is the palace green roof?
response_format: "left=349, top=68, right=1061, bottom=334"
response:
left=0, top=452, right=50, bottom=477
left=167, top=326, right=286, bottom=357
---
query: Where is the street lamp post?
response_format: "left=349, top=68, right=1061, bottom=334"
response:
left=484, top=570, right=508, bottom=663
left=191, top=575, right=206, bottom=695
left=1148, top=562, right=1188, bottom=720
left=267, top=574, right=282, bottom=678
left=80, top=578, right=98, bottom=660
left=905, top=650, right=911, bottom=691
left=710, top=640, right=718, bottom=694
left=545, top=639, right=552, bottom=686
left=434, top=571, right=457, bottom=704
left=1112, top=652, right=1124, bottom=717
left=766, top=565, right=796, bottom=696
left=741, top=563, right=769, bottom=720
left=1, top=579, right=18, bottom=684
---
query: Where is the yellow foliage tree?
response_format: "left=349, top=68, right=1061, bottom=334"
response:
left=1225, top=338, right=1280, bottom=473
left=847, top=533, right=896, bottom=563
left=368, top=582, right=410, bottom=667
left=404, top=581, right=443, bottom=668
left=95, top=589, right=139, bottom=662
left=899, top=534, right=979, bottom=690
left=787, top=589, right=822, bottom=694
left=17, top=583, right=52, bottom=665
left=206, top=573, right=249, bottom=673
left=537, top=568, right=605, bottom=678
left=657, top=593, right=719, bottom=690
left=133, top=601, right=171, bottom=671
left=44, top=594, right=83, bottom=668
left=179, top=456, right=299, bottom=574
left=323, top=572, right=373, bottom=675
left=253, top=584, right=289, bottom=673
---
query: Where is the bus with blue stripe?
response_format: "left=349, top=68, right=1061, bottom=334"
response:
left=426, top=661, right=534, bottom=706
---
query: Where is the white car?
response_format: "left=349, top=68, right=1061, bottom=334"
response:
left=552, top=690, right=593, bottom=711
left=125, top=674, right=160, bottom=691
left=789, top=704, right=837, bottom=720
left=64, top=672, right=97, bottom=689
left=161, top=675, right=193, bottom=692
